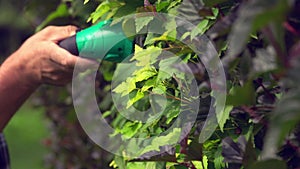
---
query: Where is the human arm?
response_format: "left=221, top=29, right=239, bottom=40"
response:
left=0, top=25, right=93, bottom=131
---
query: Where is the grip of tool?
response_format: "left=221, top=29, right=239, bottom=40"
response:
left=58, top=35, right=79, bottom=56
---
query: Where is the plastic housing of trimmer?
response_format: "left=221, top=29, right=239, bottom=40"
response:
left=59, top=20, right=134, bottom=62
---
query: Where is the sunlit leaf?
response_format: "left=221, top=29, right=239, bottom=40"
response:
left=139, top=128, right=181, bottom=155
left=127, top=90, right=145, bottom=108
left=83, top=0, right=90, bottom=5
left=113, top=77, right=136, bottom=96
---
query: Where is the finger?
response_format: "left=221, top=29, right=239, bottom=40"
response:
left=49, top=43, right=99, bottom=72
left=41, top=63, right=74, bottom=86
left=38, top=25, right=78, bottom=42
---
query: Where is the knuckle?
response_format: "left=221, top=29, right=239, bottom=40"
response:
left=64, top=25, right=77, bottom=36
left=43, top=26, right=57, bottom=33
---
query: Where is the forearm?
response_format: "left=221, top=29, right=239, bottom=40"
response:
left=0, top=50, right=39, bottom=132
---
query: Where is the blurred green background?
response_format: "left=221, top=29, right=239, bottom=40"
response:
left=4, top=102, right=49, bottom=169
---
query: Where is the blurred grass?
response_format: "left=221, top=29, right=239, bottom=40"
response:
left=3, top=101, right=49, bottom=169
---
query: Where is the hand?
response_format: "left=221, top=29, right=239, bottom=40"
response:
left=5, top=25, right=96, bottom=87
left=0, top=25, right=97, bottom=131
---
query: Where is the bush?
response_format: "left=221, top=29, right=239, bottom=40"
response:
left=36, top=0, right=300, bottom=168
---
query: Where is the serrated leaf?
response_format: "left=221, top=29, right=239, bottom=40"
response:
left=152, top=84, right=167, bottom=95
left=88, top=2, right=111, bottom=23
left=191, top=19, right=209, bottom=40
left=158, top=57, right=185, bottom=81
left=135, top=16, right=154, bottom=33
left=217, top=105, right=233, bottom=132
left=133, top=66, right=157, bottom=82
left=127, top=90, right=145, bottom=108
left=141, top=77, right=157, bottom=92
left=118, top=121, right=143, bottom=138
left=210, top=89, right=228, bottom=132
left=139, top=128, right=181, bottom=155
left=113, top=77, right=136, bottom=96
left=131, top=46, right=162, bottom=66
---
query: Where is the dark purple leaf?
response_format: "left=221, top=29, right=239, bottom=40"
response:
left=222, top=136, right=246, bottom=164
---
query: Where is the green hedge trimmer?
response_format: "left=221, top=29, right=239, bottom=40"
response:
left=59, top=20, right=134, bottom=63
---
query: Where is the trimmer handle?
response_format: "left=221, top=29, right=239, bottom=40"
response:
left=59, top=35, right=79, bottom=56
left=58, top=20, right=134, bottom=63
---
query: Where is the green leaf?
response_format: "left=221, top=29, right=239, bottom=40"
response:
left=141, top=77, right=157, bottom=92
left=36, top=3, right=69, bottom=31
left=139, top=128, right=181, bottom=155
left=117, top=121, right=143, bottom=138
left=131, top=46, right=162, bottom=67
left=191, top=19, right=209, bottom=41
left=114, top=4, right=138, bottom=18
left=83, top=0, right=90, bottom=5
left=242, top=136, right=257, bottom=169
left=88, top=2, right=111, bottom=23
left=88, top=1, right=122, bottom=23
left=167, top=0, right=182, bottom=10
left=163, top=101, right=180, bottom=124
left=127, top=90, right=145, bottom=108
left=152, top=84, right=167, bottom=95
left=226, top=81, right=256, bottom=106
left=213, top=146, right=225, bottom=169
left=248, top=159, right=287, bottom=169
left=145, top=162, right=166, bottom=169
left=211, top=90, right=228, bottom=132
left=217, top=105, right=233, bottom=132
left=113, top=77, right=136, bottom=96
left=133, top=66, right=157, bottom=82
left=135, top=16, right=154, bottom=33
left=127, top=162, right=147, bottom=169
left=157, top=57, right=185, bottom=81
left=113, top=155, right=127, bottom=169
left=192, top=156, right=208, bottom=169
left=156, top=1, right=170, bottom=12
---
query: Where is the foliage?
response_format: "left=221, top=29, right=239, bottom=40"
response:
left=34, top=0, right=300, bottom=168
